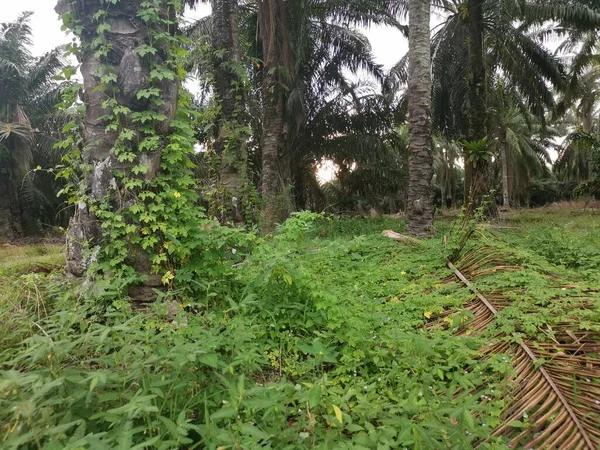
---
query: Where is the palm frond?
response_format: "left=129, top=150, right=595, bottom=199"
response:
left=437, top=243, right=600, bottom=450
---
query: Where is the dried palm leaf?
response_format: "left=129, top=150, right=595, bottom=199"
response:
left=445, top=259, right=600, bottom=449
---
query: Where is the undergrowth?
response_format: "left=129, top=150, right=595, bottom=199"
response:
left=1, top=210, right=599, bottom=449
left=0, top=244, right=64, bottom=278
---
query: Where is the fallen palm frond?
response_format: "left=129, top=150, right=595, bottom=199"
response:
left=382, top=230, right=422, bottom=246
left=440, top=250, right=600, bottom=449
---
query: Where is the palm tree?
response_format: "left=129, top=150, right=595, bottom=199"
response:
left=292, top=82, right=404, bottom=212
left=256, top=0, right=400, bottom=230
left=464, top=0, right=489, bottom=211
left=428, top=0, right=600, bottom=209
left=257, top=0, right=296, bottom=232
left=555, top=124, right=599, bottom=191
left=553, top=32, right=599, bottom=196
left=54, top=0, right=185, bottom=297
left=0, top=12, right=64, bottom=240
left=188, top=0, right=403, bottom=228
left=489, top=82, right=554, bottom=207
left=433, top=133, right=462, bottom=208
left=406, top=0, right=434, bottom=236
left=210, top=0, right=249, bottom=222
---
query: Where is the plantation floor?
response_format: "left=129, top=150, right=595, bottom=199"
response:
left=0, top=243, right=64, bottom=298
left=1, top=207, right=599, bottom=449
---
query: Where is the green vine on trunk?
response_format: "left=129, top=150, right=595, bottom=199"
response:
left=55, top=0, right=251, bottom=301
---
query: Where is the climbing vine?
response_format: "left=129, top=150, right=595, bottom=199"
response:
left=189, top=30, right=261, bottom=225
left=55, top=0, right=252, bottom=299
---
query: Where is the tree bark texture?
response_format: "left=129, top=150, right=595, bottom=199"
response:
left=211, top=0, right=248, bottom=223
left=257, top=0, right=294, bottom=233
left=0, top=178, right=21, bottom=241
left=56, top=0, right=177, bottom=299
left=465, top=0, right=490, bottom=209
left=406, top=0, right=434, bottom=237
left=0, top=116, right=29, bottom=241
left=500, top=137, right=510, bottom=207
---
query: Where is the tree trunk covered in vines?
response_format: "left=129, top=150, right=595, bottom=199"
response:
left=258, top=0, right=294, bottom=233
left=211, top=0, right=248, bottom=223
left=56, top=0, right=178, bottom=299
left=465, top=0, right=491, bottom=211
left=406, top=0, right=434, bottom=237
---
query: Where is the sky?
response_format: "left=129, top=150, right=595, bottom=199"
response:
left=3, top=1, right=408, bottom=69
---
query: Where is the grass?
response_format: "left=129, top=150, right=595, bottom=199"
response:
left=0, top=208, right=598, bottom=449
left=0, top=243, right=64, bottom=308
left=0, top=244, right=64, bottom=277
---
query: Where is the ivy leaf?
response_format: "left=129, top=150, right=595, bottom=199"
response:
left=97, top=22, right=112, bottom=34
left=136, top=88, right=161, bottom=100
left=136, top=44, right=157, bottom=57
left=150, top=68, right=175, bottom=81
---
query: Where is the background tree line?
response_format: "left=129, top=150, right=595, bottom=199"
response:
left=0, top=0, right=599, bottom=242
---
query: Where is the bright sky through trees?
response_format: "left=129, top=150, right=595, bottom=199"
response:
left=4, top=1, right=407, bottom=68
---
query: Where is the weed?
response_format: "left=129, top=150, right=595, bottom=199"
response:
left=1, top=208, right=599, bottom=448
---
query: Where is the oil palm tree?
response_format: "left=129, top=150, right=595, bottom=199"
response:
left=291, top=81, right=404, bottom=212
left=432, top=133, right=462, bottom=208
left=406, top=0, right=434, bottom=236
left=489, top=82, right=554, bottom=207
left=281, top=0, right=399, bottom=213
left=210, top=0, right=249, bottom=222
left=427, top=0, right=600, bottom=208
left=0, top=12, right=65, bottom=240
left=54, top=0, right=186, bottom=296
left=554, top=34, right=599, bottom=195
left=188, top=0, right=402, bottom=228
left=256, top=0, right=296, bottom=232
left=256, top=0, right=401, bottom=230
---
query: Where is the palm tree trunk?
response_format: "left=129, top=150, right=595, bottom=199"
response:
left=465, top=0, right=491, bottom=212
left=500, top=136, right=510, bottom=208
left=212, top=0, right=248, bottom=223
left=56, top=0, right=178, bottom=299
left=261, top=68, right=291, bottom=232
left=406, top=0, right=434, bottom=237
left=258, top=0, right=294, bottom=233
left=0, top=178, right=21, bottom=241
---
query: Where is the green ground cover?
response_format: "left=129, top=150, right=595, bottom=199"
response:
left=0, top=209, right=598, bottom=449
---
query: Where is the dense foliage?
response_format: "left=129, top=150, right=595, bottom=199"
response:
left=0, top=12, right=68, bottom=239
left=1, top=1, right=600, bottom=448
left=1, top=209, right=599, bottom=448
left=0, top=1, right=599, bottom=241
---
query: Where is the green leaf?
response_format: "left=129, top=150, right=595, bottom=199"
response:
left=129, top=437, right=161, bottom=450
left=198, top=353, right=219, bottom=368
left=136, top=44, right=158, bottom=57
left=308, top=384, right=322, bottom=408
left=210, top=406, right=237, bottom=421
left=508, top=420, right=527, bottom=428
left=463, top=409, right=475, bottom=430
left=238, top=423, right=271, bottom=440
left=136, top=88, right=161, bottom=100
